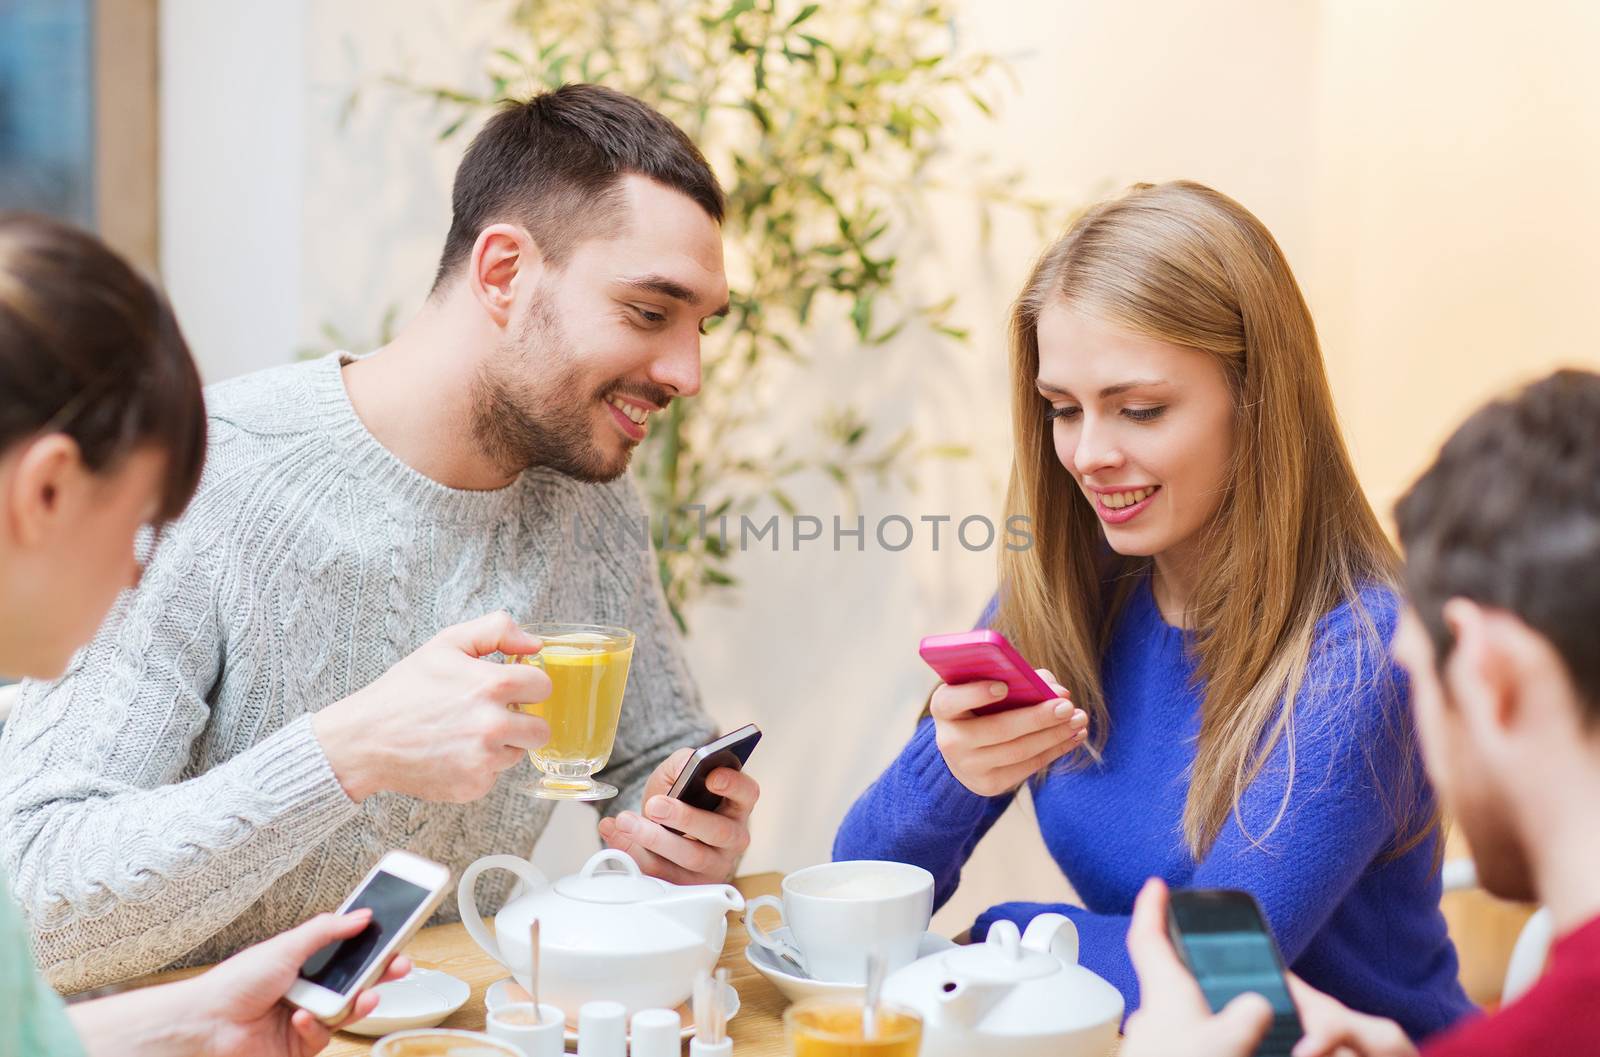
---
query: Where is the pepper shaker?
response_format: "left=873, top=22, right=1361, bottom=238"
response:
left=630, top=1007, right=682, bottom=1057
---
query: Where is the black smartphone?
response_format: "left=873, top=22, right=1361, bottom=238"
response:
left=665, top=723, right=761, bottom=831
left=1167, top=888, right=1304, bottom=1057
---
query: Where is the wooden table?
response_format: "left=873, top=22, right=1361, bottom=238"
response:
left=140, top=871, right=1119, bottom=1056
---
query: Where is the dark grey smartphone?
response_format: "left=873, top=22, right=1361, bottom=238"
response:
left=664, top=723, right=761, bottom=832
left=1167, top=888, right=1305, bottom=1057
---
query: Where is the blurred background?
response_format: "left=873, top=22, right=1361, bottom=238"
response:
left=4, top=0, right=1597, bottom=1004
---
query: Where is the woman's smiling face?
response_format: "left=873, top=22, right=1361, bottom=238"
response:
left=1036, top=302, right=1236, bottom=565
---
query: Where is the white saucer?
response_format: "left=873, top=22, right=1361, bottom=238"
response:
left=484, top=977, right=740, bottom=1046
left=342, top=968, right=471, bottom=1036
left=745, top=930, right=958, bottom=1003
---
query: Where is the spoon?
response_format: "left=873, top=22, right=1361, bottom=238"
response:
left=713, top=966, right=730, bottom=1043
left=774, top=948, right=810, bottom=979
left=529, top=917, right=542, bottom=1025
left=862, top=950, right=885, bottom=1040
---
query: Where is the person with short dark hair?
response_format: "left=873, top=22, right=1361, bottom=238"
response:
left=0, top=211, right=408, bottom=1057
left=1121, top=369, right=1600, bottom=1057
left=0, top=83, right=760, bottom=993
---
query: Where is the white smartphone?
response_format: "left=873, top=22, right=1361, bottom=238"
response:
left=284, top=850, right=451, bottom=1023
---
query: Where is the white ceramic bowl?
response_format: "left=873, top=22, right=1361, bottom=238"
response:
left=744, top=929, right=957, bottom=1004
left=341, top=968, right=471, bottom=1037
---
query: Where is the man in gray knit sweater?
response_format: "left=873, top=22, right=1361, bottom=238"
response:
left=0, top=84, right=760, bottom=993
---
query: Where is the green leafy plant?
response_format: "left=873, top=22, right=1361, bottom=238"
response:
left=403, top=0, right=1054, bottom=629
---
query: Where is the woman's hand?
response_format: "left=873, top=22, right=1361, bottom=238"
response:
left=930, top=669, right=1087, bottom=796
left=177, top=908, right=413, bottom=1057
left=74, top=909, right=412, bottom=1057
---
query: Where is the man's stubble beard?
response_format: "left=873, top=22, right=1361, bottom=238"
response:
left=470, top=299, right=634, bottom=484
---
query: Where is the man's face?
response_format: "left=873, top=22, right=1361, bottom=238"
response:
left=1393, top=606, right=1536, bottom=901
left=474, top=174, right=729, bottom=482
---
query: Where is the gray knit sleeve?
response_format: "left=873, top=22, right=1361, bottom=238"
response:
left=0, top=521, right=358, bottom=994
left=593, top=479, right=717, bottom=817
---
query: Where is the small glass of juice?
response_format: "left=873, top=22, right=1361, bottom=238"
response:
left=784, top=999, right=922, bottom=1057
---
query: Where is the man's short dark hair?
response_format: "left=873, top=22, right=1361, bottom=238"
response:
left=1395, top=369, right=1600, bottom=719
left=432, top=83, right=725, bottom=291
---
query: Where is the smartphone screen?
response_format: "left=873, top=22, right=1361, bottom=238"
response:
left=298, top=871, right=430, bottom=995
left=1169, top=890, right=1302, bottom=1056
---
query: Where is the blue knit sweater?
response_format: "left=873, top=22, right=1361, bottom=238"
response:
left=833, top=578, right=1474, bottom=1041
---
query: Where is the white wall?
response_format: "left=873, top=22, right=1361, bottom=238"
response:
left=1309, top=0, right=1600, bottom=515
left=159, top=0, right=305, bottom=381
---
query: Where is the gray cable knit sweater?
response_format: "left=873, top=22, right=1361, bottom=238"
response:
left=0, top=353, right=715, bottom=994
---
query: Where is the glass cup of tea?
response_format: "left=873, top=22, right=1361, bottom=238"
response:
left=785, top=998, right=923, bottom=1057
left=506, top=622, right=635, bottom=801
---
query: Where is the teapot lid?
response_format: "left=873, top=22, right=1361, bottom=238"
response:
left=938, top=920, right=1057, bottom=981
left=553, top=850, right=668, bottom=904
left=881, top=916, right=1125, bottom=1038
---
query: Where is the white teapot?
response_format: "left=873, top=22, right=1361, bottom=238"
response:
left=457, top=849, right=745, bottom=1016
left=880, top=913, right=1123, bottom=1057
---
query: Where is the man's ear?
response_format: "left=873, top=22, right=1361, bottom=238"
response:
left=4, top=434, right=83, bottom=547
left=1441, top=597, right=1518, bottom=733
left=468, top=224, right=542, bottom=328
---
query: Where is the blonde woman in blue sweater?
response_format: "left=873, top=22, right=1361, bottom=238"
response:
left=835, top=182, right=1473, bottom=1041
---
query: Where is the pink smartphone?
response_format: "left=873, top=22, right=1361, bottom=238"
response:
left=918, top=629, right=1057, bottom=716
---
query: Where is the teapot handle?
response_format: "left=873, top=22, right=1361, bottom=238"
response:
left=579, top=848, right=643, bottom=880
left=1021, top=912, right=1080, bottom=966
left=457, top=855, right=549, bottom=970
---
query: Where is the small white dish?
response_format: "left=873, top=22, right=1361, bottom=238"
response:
left=745, top=929, right=957, bottom=1004
left=484, top=977, right=740, bottom=1046
left=341, top=967, right=471, bottom=1037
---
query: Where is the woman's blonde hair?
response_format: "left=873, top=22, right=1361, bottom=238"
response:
left=997, top=181, right=1422, bottom=859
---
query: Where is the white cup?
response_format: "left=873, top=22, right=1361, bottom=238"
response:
left=485, top=1001, right=564, bottom=1057
left=744, top=860, right=934, bottom=984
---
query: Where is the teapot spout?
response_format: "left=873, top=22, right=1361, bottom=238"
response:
left=649, top=884, right=746, bottom=944
left=935, top=977, right=1014, bottom=1028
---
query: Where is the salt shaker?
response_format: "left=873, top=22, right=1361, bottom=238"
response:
left=630, top=1007, right=682, bottom=1057
left=577, top=999, right=626, bottom=1057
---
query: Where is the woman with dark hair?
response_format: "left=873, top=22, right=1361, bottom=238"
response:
left=0, top=213, right=404, bottom=1056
